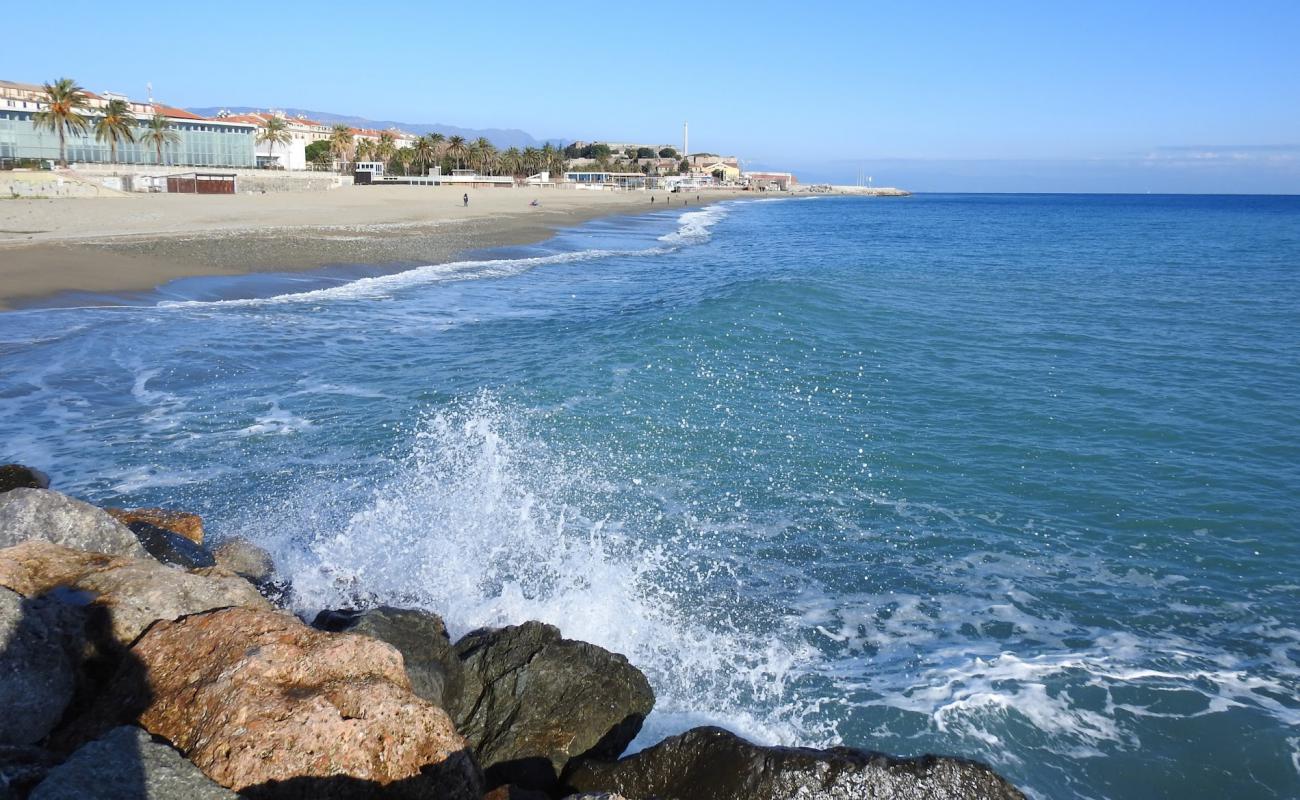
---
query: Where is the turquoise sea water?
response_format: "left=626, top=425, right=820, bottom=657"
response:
left=2, top=194, right=1298, bottom=799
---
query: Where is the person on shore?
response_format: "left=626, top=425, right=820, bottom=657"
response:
left=651, top=196, right=655, bottom=204
left=463, top=193, right=469, bottom=207
left=529, top=199, right=540, bottom=207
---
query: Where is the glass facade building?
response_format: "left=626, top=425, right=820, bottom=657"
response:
left=0, top=110, right=256, bottom=168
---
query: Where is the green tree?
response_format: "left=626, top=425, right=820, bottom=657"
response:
left=410, top=135, right=437, bottom=175
left=445, top=135, right=468, bottom=170
left=305, top=139, right=331, bottom=165
left=93, top=98, right=136, bottom=164
left=355, top=137, right=376, bottom=162
left=588, top=143, right=612, bottom=160
left=376, top=130, right=397, bottom=163
left=33, top=77, right=91, bottom=167
left=142, top=114, right=181, bottom=165
left=472, top=137, right=495, bottom=174
left=658, top=147, right=678, bottom=159
left=678, top=158, right=690, bottom=175
left=258, top=116, right=292, bottom=168
left=542, top=143, right=564, bottom=178
left=636, top=147, right=656, bottom=159
left=499, top=147, right=523, bottom=178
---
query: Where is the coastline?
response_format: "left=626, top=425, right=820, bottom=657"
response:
left=0, top=185, right=756, bottom=310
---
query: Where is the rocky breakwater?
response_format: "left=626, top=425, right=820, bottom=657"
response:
left=0, top=464, right=1025, bottom=799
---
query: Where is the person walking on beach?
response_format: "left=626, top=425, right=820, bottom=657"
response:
left=463, top=193, right=469, bottom=207
left=651, top=196, right=655, bottom=204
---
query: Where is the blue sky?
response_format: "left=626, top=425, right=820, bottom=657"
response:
left=5, top=0, right=1298, bottom=192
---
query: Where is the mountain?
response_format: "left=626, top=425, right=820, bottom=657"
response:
left=186, top=107, right=562, bottom=149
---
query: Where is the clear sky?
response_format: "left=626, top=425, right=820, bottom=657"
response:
left=5, top=0, right=1298, bottom=192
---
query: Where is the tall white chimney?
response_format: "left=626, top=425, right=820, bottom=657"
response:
left=683, top=121, right=688, bottom=158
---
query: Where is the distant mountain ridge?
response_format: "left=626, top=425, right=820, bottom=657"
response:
left=186, top=107, right=561, bottom=149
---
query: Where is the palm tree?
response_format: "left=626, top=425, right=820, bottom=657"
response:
left=376, top=131, right=397, bottom=164
left=472, top=137, right=495, bottom=175
left=355, top=138, right=376, bottom=162
left=499, top=147, right=522, bottom=178
left=329, top=123, right=354, bottom=171
left=522, top=147, right=541, bottom=176
left=390, top=146, right=412, bottom=175
left=445, top=135, right=468, bottom=170
left=93, top=98, right=135, bottom=165
left=410, top=135, right=437, bottom=175
left=258, top=116, right=292, bottom=168
left=142, top=114, right=181, bottom=165
left=33, top=78, right=91, bottom=167
left=541, top=143, right=564, bottom=179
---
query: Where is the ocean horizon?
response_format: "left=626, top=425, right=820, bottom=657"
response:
left=2, top=193, right=1297, bottom=799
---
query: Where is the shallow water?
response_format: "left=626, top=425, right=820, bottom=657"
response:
left=2, top=194, right=1297, bottom=799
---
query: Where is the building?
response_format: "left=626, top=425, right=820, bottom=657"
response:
left=0, top=79, right=256, bottom=168
left=564, top=171, right=648, bottom=189
left=742, top=170, right=797, bottom=191
left=699, top=161, right=740, bottom=182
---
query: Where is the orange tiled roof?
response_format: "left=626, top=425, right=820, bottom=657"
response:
left=152, top=103, right=204, bottom=120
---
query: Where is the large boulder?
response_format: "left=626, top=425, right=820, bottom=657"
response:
left=313, top=606, right=464, bottom=712
left=93, top=606, right=482, bottom=799
left=0, top=489, right=146, bottom=558
left=0, top=541, right=271, bottom=649
left=0, top=745, right=60, bottom=799
left=105, top=508, right=204, bottom=545
left=123, top=522, right=216, bottom=570
left=561, top=726, right=1026, bottom=800
left=29, top=726, right=236, bottom=800
left=455, top=621, right=654, bottom=790
left=0, top=465, right=50, bottom=494
left=0, top=587, right=81, bottom=745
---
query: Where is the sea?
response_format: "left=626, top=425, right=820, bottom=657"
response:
left=1, top=193, right=1297, bottom=799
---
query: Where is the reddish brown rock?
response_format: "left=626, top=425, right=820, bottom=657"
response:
left=112, top=607, right=481, bottom=799
left=0, top=541, right=270, bottom=648
left=105, top=508, right=204, bottom=545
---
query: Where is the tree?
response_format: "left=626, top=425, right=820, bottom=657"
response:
left=499, top=147, right=522, bottom=178
left=712, top=168, right=726, bottom=183
left=588, top=143, right=612, bottom=160
left=445, top=135, right=468, bottom=170
left=305, top=139, right=331, bottom=165
left=472, top=137, right=495, bottom=175
left=142, top=114, right=181, bottom=165
left=94, top=98, right=135, bottom=165
left=33, top=77, right=91, bottom=167
left=355, top=137, right=376, bottom=162
left=389, top=146, right=412, bottom=176
left=376, top=131, right=397, bottom=163
left=542, top=143, right=564, bottom=178
left=258, top=116, right=292, bottom=168
left=658, top=147, right=678, bottom=159
left=329, top=123, right=354, bottom=170
left=522, top=146, right=541, bottom=175
left=563, top=143, right=581, bottom=159
left=636, top=147, right=656, bottom=159
left=410, top=135, right=437, bottom=175
left=678, top=159, right=690, bottom=175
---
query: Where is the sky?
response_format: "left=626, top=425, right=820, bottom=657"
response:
left=4, top=0, right=1298, bottom=192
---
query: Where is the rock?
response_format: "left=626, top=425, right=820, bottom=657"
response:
left=486, top=786, right=552, bottom=800
left=0, top=465, right=50, bottom=494
left=0, top=541, right=271, bottom=649
left=0, top=745, right=60, bottom=798
left=313, top=606, right=464, bottom=712
left=105, top=508, right=204, bottom=545
left=561, top=726, right=1026, bottom=800
left=0, top=586, right=82, bottom=746
left=211, top=537, right=274, bottom=582
left=0, top=489, right=146, bottom=558
left=29, top=726, right=237, bottom=799
left=95, top=606, right=482, bottom=799
left=455, top=621, right=654, bottom=790
left=124, top=522, right=216, bottom=570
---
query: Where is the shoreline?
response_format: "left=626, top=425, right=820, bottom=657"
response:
left=0, top=185, right=757, bottom=311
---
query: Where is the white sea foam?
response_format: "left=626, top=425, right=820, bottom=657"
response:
left=159, top=204, right=729, bottom=311
left=255, top=393, right=827, bottom=749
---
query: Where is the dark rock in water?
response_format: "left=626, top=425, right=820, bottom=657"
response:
left=105, top=508, right=204, bottom=545
left=0, top=489, right=147, bottom=558
left=454, top=621, right=654, bottom=791
left=561, top=726, right=1026, bottom=800
left=126, top=522, right=216, bottom=570
left=0, top=465, right=50, bottom=494
left=0, top=586, right=82, bottom=746
left=29, top=726, right=237, bottom=799
left=313, top=606, right=464, bottom=713
left=0, top=745, right=60, bottom=798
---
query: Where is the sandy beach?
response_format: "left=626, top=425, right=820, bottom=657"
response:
left=0, top=185, right=752, bottom=309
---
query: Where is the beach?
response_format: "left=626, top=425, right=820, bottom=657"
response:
left=0, top=185, right=751, bottom=309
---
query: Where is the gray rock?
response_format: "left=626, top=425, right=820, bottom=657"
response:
left=0, top=490, right=146, bottom=558
left=211, top=537, right=274, bottom=582
left=561, top=726, right=1026, bottom=800
left=0, top=745, right=60, bottom=798
left=455, top=621, right=654, bottom=790
left=0, top=587, right=80, bottom=746
left=30, top=726, right=237, bottom=799
left=0, top=465, right=50, bottom=494
left=127, top=522, right=216, bottom=570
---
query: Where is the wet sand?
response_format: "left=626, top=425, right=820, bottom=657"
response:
left=0, top=185, right=751, bottom=309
